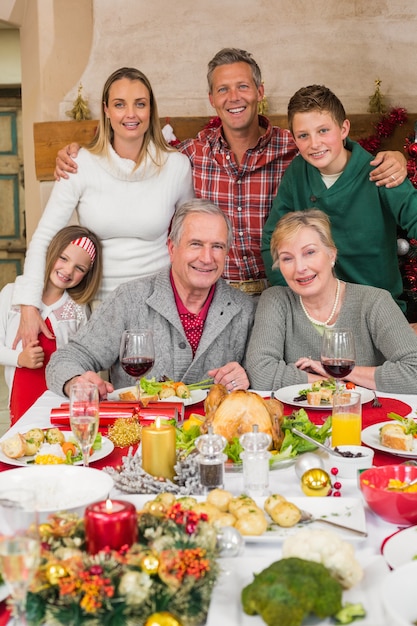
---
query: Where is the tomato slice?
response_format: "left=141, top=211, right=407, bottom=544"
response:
left=345, top=382, right=356, bottom=389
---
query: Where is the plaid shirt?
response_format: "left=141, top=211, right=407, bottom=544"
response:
left=179, top=115, right=297, bottom=281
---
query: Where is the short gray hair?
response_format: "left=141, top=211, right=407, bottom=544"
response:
left=207, top=48, right=262, bottom=92
left=170, top=199, right=233, bottom=250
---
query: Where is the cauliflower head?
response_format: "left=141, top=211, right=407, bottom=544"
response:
left=282, top=528, right=363, bottom=589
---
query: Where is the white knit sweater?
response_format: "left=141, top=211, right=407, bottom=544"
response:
left=13, top=145, right=194, bottom=305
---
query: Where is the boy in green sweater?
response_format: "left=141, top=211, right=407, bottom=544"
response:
left=262, top=84, right=417, bottom=313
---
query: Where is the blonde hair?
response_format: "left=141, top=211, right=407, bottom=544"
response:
left=87, top=67, right=171, bottom=170
left=271, top=209, right=336, bottom=269
left=44, top=225, right=103, bottom=304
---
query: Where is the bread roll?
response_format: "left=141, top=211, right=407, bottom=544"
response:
left=1, top=433, right=26, bottom=459
left=380, top=423, right=413, bottom=451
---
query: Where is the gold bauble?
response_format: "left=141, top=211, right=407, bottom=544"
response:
left=39, top=523, right=53, bottom=537
left=46, top=563, right=68, bottom=585
left=144, top=612, right=182, bottom=626
left=141, top=552, right=160, bottom=575
left=301, top=468, right=332, bottom=497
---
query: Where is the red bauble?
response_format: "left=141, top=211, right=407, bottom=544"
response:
left=408, top=142, right=417, bottom=158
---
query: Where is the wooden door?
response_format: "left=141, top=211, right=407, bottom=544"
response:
left=0, top=92, right=25, bottom=290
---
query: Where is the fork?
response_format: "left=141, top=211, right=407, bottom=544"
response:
left=299, top=509, right=368, bottom=537
left=372, top=391, right=382, bottom=408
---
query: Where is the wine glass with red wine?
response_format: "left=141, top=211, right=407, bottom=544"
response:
left=320, top=328, right=356, bottom=392
left=119, top=329, right=155, bottom=404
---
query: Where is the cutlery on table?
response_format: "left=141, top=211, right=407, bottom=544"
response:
left=371, top=391, right=382, bottom=408
left=291, top=427, right=345, bottom=457
left=298, top=509, right=368, bottom=537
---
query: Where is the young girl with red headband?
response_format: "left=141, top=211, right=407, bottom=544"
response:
left=0, top=225, right=102, bottom=424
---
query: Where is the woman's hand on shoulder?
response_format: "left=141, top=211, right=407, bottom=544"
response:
left=13, top=305, right=53, bottom=349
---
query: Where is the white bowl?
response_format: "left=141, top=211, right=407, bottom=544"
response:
left=381, top=561, right=417, bottom=625
left=0, top=465, right=114, bottom=520
left=330, top=445, right=374, bottom=479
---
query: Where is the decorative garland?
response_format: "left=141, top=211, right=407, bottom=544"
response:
left=357, top=106, right=408, bottom=155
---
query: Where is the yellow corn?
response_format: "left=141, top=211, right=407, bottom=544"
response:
left=34, top=455, right=65, bottom=465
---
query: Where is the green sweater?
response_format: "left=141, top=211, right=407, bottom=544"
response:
left=245, top=282, right=417, bottom=393
left=262, top=138, right=417, bottom=311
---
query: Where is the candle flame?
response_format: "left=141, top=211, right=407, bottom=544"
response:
left=105, top=498, right=113, bottom=513
left=155, top=416, right=161, bottom=429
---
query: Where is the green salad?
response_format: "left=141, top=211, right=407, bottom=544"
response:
left=172, top=409, right=331, bottom=466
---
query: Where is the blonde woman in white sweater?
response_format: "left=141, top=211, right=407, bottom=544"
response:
left=13, top=67, right=193, bottom=348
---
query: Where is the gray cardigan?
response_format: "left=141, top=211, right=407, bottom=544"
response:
left=46, top=268, right=255, bottom=395
left=245, top=282, right=417, bottom=394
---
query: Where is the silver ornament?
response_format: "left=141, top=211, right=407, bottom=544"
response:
left=397, top=238, right=410, bottom=256
left=216, top=526, right=244, bottom=557
left=294, top=453, right=325, bottom=479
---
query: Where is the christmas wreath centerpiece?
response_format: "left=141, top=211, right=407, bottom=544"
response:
left=25, top=500, right=220, bottom=626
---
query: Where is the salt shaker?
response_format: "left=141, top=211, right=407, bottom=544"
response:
left=195, top=427, right=227, bottom=493
left=240, top=425, right=272, bottom=496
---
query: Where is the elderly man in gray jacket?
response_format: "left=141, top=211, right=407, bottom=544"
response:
left=46, top=199, right=255, bottom=399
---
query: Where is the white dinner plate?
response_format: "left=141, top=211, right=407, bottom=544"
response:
left=274, top=384, right=374, bottom=409
left=108, top=386, right=207, bottom=406
left=123, top=494, right=366, bottom=543
left=206, top=552, right=389, bottom=626
left=382, top=525, right=417, bottom=569
left=361, top=421, right=417, bottom=458
left=0, top=430, right=114, bottom=467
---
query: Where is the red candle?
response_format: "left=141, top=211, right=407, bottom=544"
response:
left=84, top=499, right=138, bottom=554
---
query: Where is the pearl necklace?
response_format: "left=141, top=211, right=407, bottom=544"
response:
left=299, top=279, right=341, bottom=327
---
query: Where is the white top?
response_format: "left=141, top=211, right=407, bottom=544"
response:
left=0, top=283, right=89, bottom=398
left=12, top=145, right=194, bottom=305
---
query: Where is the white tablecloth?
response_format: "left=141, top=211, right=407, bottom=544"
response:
left=3, top=389, right=417, bottom=625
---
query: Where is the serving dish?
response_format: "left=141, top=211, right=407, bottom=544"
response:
left=108, top=386, right=207, bottom=406
left=330, top=445, right=374, bottom=479
left=361, top=421, right=417, bottom=457
left=124, top=494, right=366, bottom=542
left=0, top=465, right=114, bottom=520
left=359, top=465, right=417, bottom=525
left=206, top=552, right=389, bottom=625
left=0, top=430, right=114, bottom=467
left=274, top=384, right=374, bottom=409
left=382, top=525, right=417, bottom=569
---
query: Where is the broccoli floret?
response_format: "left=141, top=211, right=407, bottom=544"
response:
left=242, top=579, right=305, bottom=626
left=242, top=557, right=343, bottom=626
left=334, top=602, right=366, bottom=624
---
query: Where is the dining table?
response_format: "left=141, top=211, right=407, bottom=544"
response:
left=0, top=387, right=416, bottom=625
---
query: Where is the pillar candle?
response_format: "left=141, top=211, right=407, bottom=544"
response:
left=84, top=499, right=138, bottom=554
left=141, top=417, right=176, bottom=480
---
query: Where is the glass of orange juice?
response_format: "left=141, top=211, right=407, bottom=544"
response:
left=331, top=391, right=362, bottom=447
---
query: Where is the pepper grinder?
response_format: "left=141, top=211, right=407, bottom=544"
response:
left=195, top=427, right=227, bottom=493
left=240, top=425, right=272, bottom=496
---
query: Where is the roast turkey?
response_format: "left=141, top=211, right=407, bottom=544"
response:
left=202, top=384, right=285, bottom=449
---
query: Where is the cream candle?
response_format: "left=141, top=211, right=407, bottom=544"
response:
left=84, top=499, right=138, bottom=554
left=141, top=417, right=176, bottom=480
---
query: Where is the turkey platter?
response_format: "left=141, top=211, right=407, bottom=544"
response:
left=202, top=384, right=285, bottom=449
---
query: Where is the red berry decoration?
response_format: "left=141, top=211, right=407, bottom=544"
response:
left=333, top=481, right=342, bottom=490
left=330, top=467, right=339, bottom=476
left=333, top=491, right=342, bottom=497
